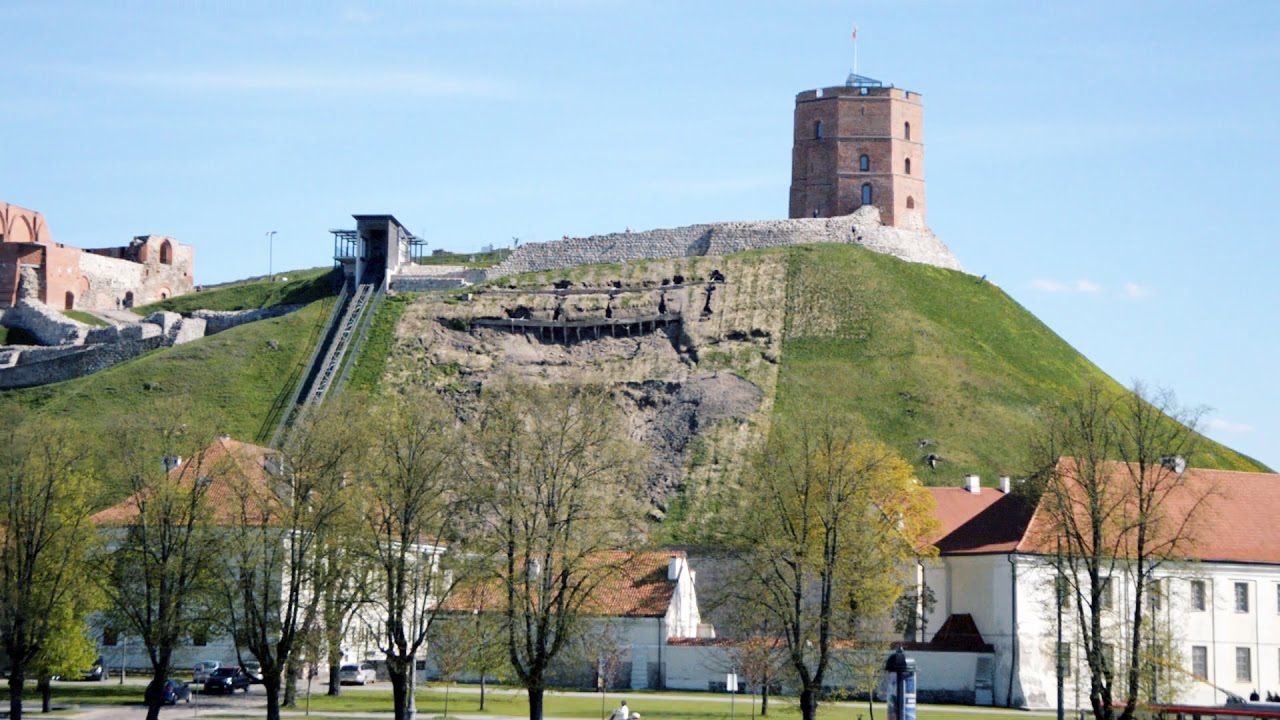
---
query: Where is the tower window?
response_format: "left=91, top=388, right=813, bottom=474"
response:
left=904, top=121, right=912, bottom=140
left=905, top=158, right=912, bottom=175
left=906, top=196, right=915, bottom=209
left=859, top=154, right=870, bottom=172
left=861, top=183, right=873, bottom=205
left=814, top=121, right=823, bottom=139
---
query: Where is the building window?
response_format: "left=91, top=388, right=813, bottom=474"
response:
left=1275, top=583, right=1279, bottom=613
left=1101, top=643, right=1115, bottom=671
left=1191, top=580, right=1207, bottom=611
left=64, top=291, right=75, bottom=310
left=192, top=626, right=208, bottom=647
left=906, top=196, right=916, bottom=210
left=904, top=158, right=912, bottom=175
left=814, top=120, right=823, bottom=139
left=1056, top=642, right=1072, bottom=677
left=859, top=154, right=870, bottom=172
left=861, top=183, right=873, bottom=205
left=1149, top=579, right=1163, bottom=611
left=1236, top=647, right=1252, bottom=682
left=904, top=121, right=911, bottom=140
left=102, top=627, right=118, bottom=647
left=1055, top=575, right=1071, bottom=606
left=160, top=240, right=173, bottom=265
left=1235, top=582, right=1249, bottom=613
left=1100, top=577, right=1113, bottom=611
left=1192, top=646, right=1208, bottom=680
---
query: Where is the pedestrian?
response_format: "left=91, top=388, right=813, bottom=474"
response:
left=609, top=700, right=629, bottom=720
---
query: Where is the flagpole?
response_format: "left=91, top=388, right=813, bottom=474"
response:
left=852, top=25, right=859, bottom=77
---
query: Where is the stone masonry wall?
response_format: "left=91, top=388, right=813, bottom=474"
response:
left=485, top=206, right=962, bottom=280
left=0, top=335, right=168, bottom=389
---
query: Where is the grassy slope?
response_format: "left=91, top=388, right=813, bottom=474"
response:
left=0, top=299, right=334, bottom=445
left=134, top=266, right=337, bottom=314
left=774, top=244, right=1267, bottom=477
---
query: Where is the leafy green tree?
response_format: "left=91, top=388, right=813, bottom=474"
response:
left=0, top=417, right=97, bottom=720
left=30, top=604, right=100, bottom=713
left=721, top=419, right=937, bottom=720
left=467, top=383, right=646, bottom=720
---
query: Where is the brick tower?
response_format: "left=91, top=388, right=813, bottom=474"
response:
left=788, top=74, right=925, bottom=228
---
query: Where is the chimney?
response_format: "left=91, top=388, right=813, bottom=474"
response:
left=162, top=455, right=182, bottom=472
left=1160, top=455, right=1187, bottom=474
left=963, top=475, right=981, bottom=494
left=668, top=555, right=684, bottom=581
left=999, top=476, right=1011, bottom=494
left=218, top=432, right=231, bottom=441
left=527, top=558, right=541, bottom=581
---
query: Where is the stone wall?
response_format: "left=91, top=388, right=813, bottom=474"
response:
left=0, top=300, right=90, bottom=345
left=0, top=335, right=169, bottom=389
left=192, top=305, right=302, bottom=335
left=485, top=206, right=962, bottom=280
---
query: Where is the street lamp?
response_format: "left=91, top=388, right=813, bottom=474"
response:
left=266, top=230, right=277, bottom=280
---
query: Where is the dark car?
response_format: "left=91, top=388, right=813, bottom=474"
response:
left=161, top=679, right=191, bottom=705
left=203, top=667, right=251, bottom=694
left=81, top=657, right=108, bottom=681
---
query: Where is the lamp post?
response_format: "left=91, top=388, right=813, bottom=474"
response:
left=266, top=231, right=277, bottom=280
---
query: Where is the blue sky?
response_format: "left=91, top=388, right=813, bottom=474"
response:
left=4, top=1, right=1277, bottom=468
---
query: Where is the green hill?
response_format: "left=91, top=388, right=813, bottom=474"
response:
left=773, top=244, right=1265, bottom=476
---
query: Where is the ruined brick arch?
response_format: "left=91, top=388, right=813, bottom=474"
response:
left=157, top=287, right=171, bottom=300
left=159, top=239, right=173, bottom=265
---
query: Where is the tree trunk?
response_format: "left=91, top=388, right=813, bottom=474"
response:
left=479, top=675, right=486, bottom=710
left=283, top=658, right=297, bottom=707
left=8, top=663, right=23, bottom=720
left=798, top=686, right=818, bottom=720
left=144, top=674, right=165, bottom=720
left=528, top=686, right=545, bottom=720
left=444, top=681, right=451, bottom=718
left=38, top=677, right=50, bottom=713
left=328, top=661, right=342, bottom=696
left=264, top=675, right=282, bottom=720
left=761, top=684, right=769, bottom=716
left=390, top=667, right=410, bottom=720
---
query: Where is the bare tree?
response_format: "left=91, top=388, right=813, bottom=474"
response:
left=219, top=401, right=359, bottom=720
left=467, top=383, right=646, bottom=720
left=721, top=419, right=938, bottom=720
left=1026, top=381, right=1210, bottom=720
left=98, top=418, right=227, bottom=720
left=0, top=417, right=97, bottom=720
left=357, top=390, right=467, bottom=720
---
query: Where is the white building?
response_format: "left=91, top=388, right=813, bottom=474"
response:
left=922, top=466, right=1280, bottom=710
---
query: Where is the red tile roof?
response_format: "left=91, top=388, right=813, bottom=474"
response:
left=90, top=436, right=278, bottom=527
left=443, top=550, right=685, bottom=619
left=926, top=486, right=1035, bottom=555
left=927, top=462, right=1280, bottom=565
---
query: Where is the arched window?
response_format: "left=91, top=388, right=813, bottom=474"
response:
left=904, top=121, right=911, bottom=140
left=905, top=158, right=912, bottom=175
left=906, top=196, right=916, bottom=209
left=859, top=154, right=870, bottom=172
left=861, top=183, right=873, bottom=205
left=159, top=240, right=173, bottom=265
left=814, top=120, right=823, bottom=139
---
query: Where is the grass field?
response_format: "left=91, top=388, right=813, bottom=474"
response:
left=134, top=266, right=337, bottom=315
left=417, top=248, right=513, bottom=268
left=63, top=309, right=110, bottom=327
left=42, top=683, right=1052, bottom=720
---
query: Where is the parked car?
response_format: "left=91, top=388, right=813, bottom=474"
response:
left=81, top=657, right=108, bottom=681
left=192, top=660, right=220, bottom=684
left=161, top=679, right=192, bottom=705
left=338, top=662, right=377, bottom=685
left=241, top=660, right=263, bottom=684
left=203, top=667, right=251, bottom=694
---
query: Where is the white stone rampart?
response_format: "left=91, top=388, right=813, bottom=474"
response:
left=486, top=206, right=962, bottom=280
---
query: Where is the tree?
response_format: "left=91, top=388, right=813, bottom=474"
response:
left=356, top=390, right=467, bottom=720
left=97, top=417, right=226, bottom=720
left=724, top=633, right=786, bottom=718
left=426, top=617, right=472, bottom=719
left=1025, top=382, right=1209, bottom=720
left=0, top=417, right=98, bottom=720
left=30, top=602, right=100, bottom=713
left=467, top=383, right=646, bottom=720
left=219, top=401, right=359, bottom=720
left=721, top=419, right=937, bottom=720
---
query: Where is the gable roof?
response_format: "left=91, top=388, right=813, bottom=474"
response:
left=1017, top=462, right=1280, bottom=565
left=926, top=462, right=1280, bottom=566
left=926, top=486, right=1035, bottom=555
left=90, top=436, right=278, bottom=527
